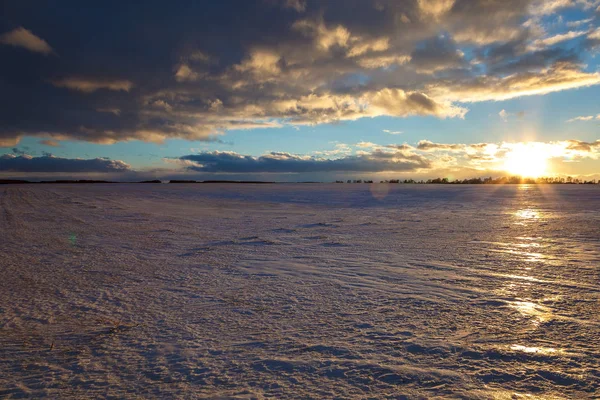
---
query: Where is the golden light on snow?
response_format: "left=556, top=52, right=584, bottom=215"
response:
left=509, top=344, right=560, bottom=355
left=509, top=300, right=553, bottom=326
left=514, top=209, right=540, bottom=219
left=502, top=143, right=550, bottom=178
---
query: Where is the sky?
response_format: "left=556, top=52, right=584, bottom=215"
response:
left=1, top=0, right=600, bottom=181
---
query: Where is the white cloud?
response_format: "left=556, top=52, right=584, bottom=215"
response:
left=499, top=109, right=509, bottom=122
left=429, top=64, right=600, bottom=103
left=383, top=129, right=403, bottom=135
left=356, top=141, right=379, bottom=148
left=566, top=17, right=593, bottom=27
left=589, top=27, right=600, bottom=40
left=566, top=114, right=600, bottom=122
left=529, top=30, right=588, bottom=50
left=529, top=0, right=573, bottom=16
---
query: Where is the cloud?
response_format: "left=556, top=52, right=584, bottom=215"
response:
left=415, top=139, right=600, bottom=167
left=356, top=141, right=379, bottom=148
left=566, top=18, right=594, bottom=27
left=0, top=27, right=53, bottom=55
left=499, top=109, right=509, bottom=122
left=0, top=154, right=131, bottom=173
left=51, top=78, right=134, bottom=93
left=178, top=150, right=431, bottom=173
left=0, top=137, right=22, bottom=148
left=347, top=37, right=390, bottom=58
left=170, top=138, right=600, bottom=178
left=39, top=139, right=61, bottom=147
left=383, top=129, right=403, bottom=134
left=499, top=109, right=525, bottom=121
left=529, top=30, right=588, bottom=50
left=386, top=144, right=414, bottom=151
left=566, top=114, right=600, bottom=122
left=366, top=89, right=468, bottom=119
left=529, top=0, right=568, bottom=15
left=448, top=0, right=531, bottom=44
left=429, top=62, right=600, bottom=102
left=174, top=64, right=203, bottom=82
left=96, top=108, right=121, bottom=116
left=312, top=142, right=353, bottom=157
left=234, top=49, right=282, bottom=79
left=417, top=140, right=466, bottom=151
left=587, top=27, right=600, bottom=48
left=410, top=35, right=466, bottom=73
left=4, top=137, right=599, bottom=179
left=418, top=0, right=455, bottom=19
left=282, top=0, right=306, bottom=12
left=356, top=54, right=411, bottom=69
left=565, top=139, right=600, bottom=151
left=2, top=0, right=600, bottom=146
left=292, top=18, right=351, bottom=52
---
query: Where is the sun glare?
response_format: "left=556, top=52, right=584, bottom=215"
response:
left=503, top=144, right=549, bottom=178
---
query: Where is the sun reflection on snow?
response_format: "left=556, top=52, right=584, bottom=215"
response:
left=509, top=300, right=553, bottom=325
left=484, top=387, right=571, bottom=400
left=514, top=209, right=540, bottom=219
left=510, top=344, right=560, bottom=355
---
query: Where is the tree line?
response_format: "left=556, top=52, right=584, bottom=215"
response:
left=335, top=176, right=599, bottom=184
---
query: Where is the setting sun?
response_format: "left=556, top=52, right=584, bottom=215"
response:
left=502, top=144, right=550, bottom=178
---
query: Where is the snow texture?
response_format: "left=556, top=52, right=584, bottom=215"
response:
left=0, top=184, right=599, bottom=398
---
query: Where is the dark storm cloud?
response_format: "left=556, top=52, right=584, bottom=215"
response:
left=0, top=154, right=131, bottom=173
left=487, top=48, right=582, bottom=76
left=1, top=0, right=599, bottom=147
left=475, top=35, right=529, bottom=65
left=179, top=150, right=431, bottom=173
left=410, top=35, right=466, bottom=73
left=445, top=0, right=532, bottom=44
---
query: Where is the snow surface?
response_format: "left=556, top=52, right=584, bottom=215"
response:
left=0, top=183, right=599, bottom=398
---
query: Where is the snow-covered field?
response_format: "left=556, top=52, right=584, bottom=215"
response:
left=0, top=183, right=598, bottom=399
